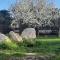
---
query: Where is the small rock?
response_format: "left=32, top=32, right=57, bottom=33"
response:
left=0, top=33, right=9, bottom=43
left=9, top=31, right=23, bottom=42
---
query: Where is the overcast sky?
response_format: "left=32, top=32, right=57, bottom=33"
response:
left=0, top=0, right=60, bottom=10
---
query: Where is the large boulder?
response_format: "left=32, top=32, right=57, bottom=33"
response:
left=9, top=31, right=23, bottom=42
left=0, top=33, right=18, bottom=49
left=21, top=28, right=36, bottom=39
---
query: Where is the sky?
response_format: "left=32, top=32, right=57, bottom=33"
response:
left=0, top=0, right=60, bottom=10
left=0, top=0, right=16, bottom=10
left=55, top=0, right=60, bottom=8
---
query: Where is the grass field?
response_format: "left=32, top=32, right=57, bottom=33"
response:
left=0, top=37, right=60, bottom=60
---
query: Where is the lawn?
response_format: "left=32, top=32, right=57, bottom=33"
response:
left=0, top=37, right=60, bottom=60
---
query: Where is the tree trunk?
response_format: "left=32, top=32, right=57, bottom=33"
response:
left=59, top=27, right=60, bottom=37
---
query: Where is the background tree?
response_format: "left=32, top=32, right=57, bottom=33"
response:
left=10, top=0, right=60, bottom=34
left=0, top=10, right=13, bottom=33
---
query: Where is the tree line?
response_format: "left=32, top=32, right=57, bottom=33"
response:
left=0, top=0, right=60, bottom=35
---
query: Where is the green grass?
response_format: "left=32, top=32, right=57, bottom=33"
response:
left=0, top=37, right=60, bottom=60
left=0, top=37, right=60, bottom=54
left=15, top=37, right=60, bottom=53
